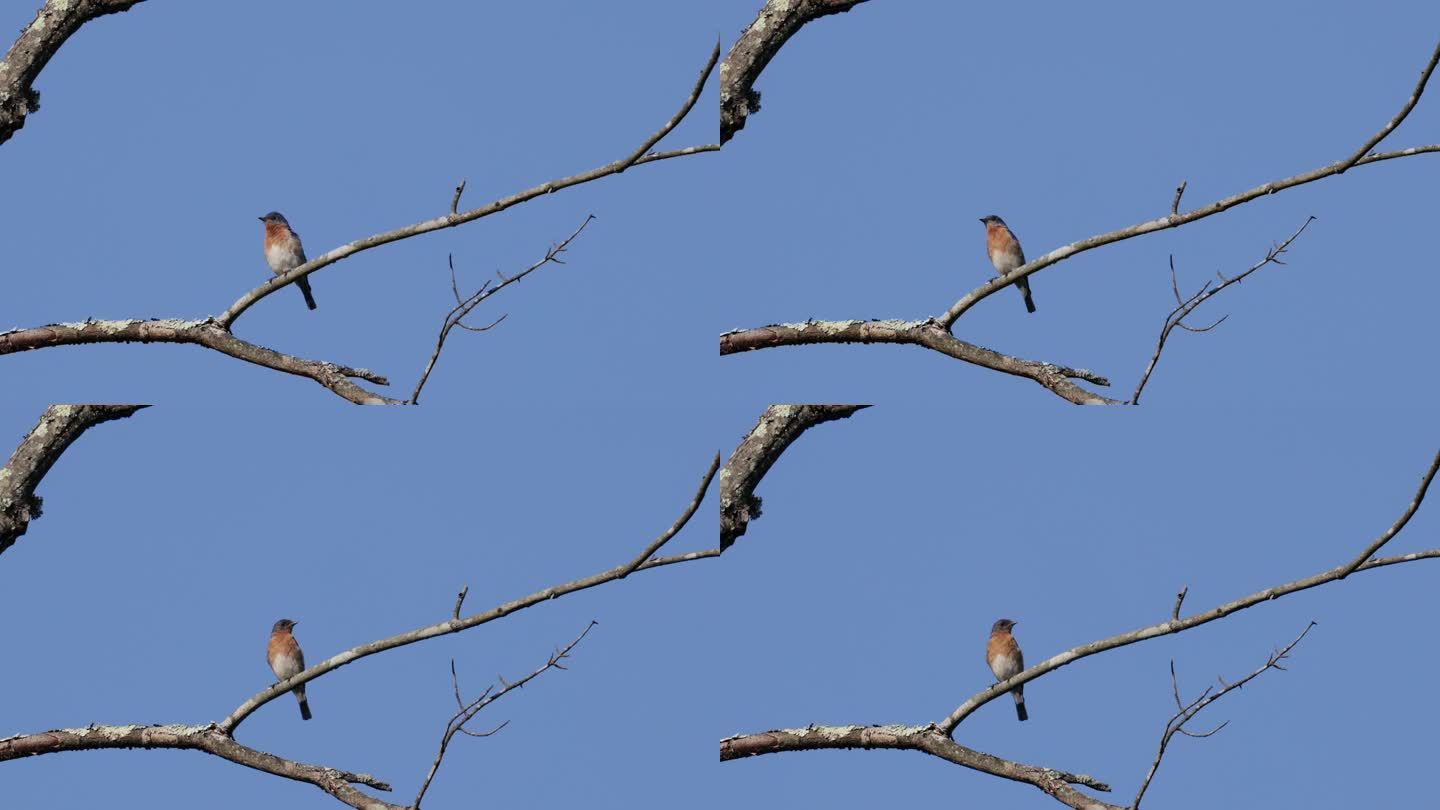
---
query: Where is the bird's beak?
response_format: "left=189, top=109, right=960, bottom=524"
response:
left=978, top=218, right=985, bottom=223
left=258, top=216, right=265, bottom=222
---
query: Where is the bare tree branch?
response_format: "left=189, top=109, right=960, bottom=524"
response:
left=1130, top=217, right=1314, bottom=404
left=938, top=62, right=1440, bottom=330
left=410, top=215, right=595, bottom=404
left=720, top=404, right=871, bottom=550
left=217, top=449, right=722, bottom=734
left=0, top=319, right=398, bottom=405
left=216, top=42, right=720, bottom=329
left=935, top=446, right=1440, bottom=734
left=720, top=448, right=1440, bottom=809
left=1338, top=38, right=1440, bottom=172
left=0, top=724, right=400, bottom=810
left=721, top=321, right=1116, bottom=405
left=1, top=404, right=148, bottom=554
left=0, top=443, right=730, bottom=807
left=716, top=37, right=1440, bottom=408
left=413, top=622, right=596, bottom=809
left=720, top=0, right=873, bottom=144
left=0, top=0, right=146, bottom=146
left=0, top=43, right=720, bottom=404
left=1132, top=623, right=1315, bottom=809
left=721, top=725, right=1119, bottom=810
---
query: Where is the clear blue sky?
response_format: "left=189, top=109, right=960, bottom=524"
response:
left=3, top=1, right=1439, bottom=808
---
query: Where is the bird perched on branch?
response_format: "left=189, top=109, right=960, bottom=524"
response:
left=259, top=212, right=318, bottom=310
left=267, top=618, right=312, bottom=720
left=985, top=618, right=1028, bottom=721
left=979, top=215, right=1036, bottom=313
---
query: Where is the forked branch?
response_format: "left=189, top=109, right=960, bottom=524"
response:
left=1132, top=623, right=1315, bottom=809
left=412, top=622, right=597, bottom=808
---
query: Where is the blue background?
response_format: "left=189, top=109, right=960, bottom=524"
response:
left=3, top=1, right=1438, bottom=809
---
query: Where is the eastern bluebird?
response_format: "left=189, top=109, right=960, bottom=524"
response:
left=259, top=212, right=318, bottom=310
left=985, top=618, right=1028, bottom=721
left=267, top=618, right=312, bottom=720
left=979, top=215, right=1036, bottom=313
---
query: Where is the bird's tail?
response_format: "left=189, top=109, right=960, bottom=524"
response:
left=1018, top=277, right=1036, bottom=314
left=297, top=276, right=318, bottom=311
left=295, top=687, right=312, bottom=721
left=1013, top=689, right=1028, bottom=722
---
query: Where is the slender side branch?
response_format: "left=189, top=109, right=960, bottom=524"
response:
left=936, top=447, right=1440, bottom=734
left=1339, top=38, right=1440, bottom=172
left=1130, top=217, right=1314, bottom=404
left=412, top=622, right=596, bottom=809
left=1132, top=623, right=1314, bottom=809
left=721, top=725, right=1119, bottom=810
left=720, top=0, right=873, bottom=144
left=0, top=725, right=399, bottom=810
left=217, top=42, right=721, bottom=328
left=0, top=320, right=397, bottom=405
left=720, top=404, right=870, bottom=550
left=410, top=215, right=595, bottom=404
left=0, top=0, right=147, bottom=146
left=721, top=321, right=1116, bottom=405
left=1, top=404, right=148, bottom=554
left=218, top=449, right=721, bottom=734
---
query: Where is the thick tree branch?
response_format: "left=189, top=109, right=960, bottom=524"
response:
left=721, top=321, right=1116, bottom=405
left=1132, top=623, right=1314, bottom=809
left=0, top=320, right=398, bottom=405
left=720, top=725, right=1118, bottom=810
left=413, top=622, right=596, bottom=809
left=0, top=0, right=146, bottom=146
left=0, top=724, right=399, bottom=810
left=216, top=42, right=721, bottom=329
left=1130, top=217, right=1314, bottom=404
left=720, top=404, right=870, bottom=550
left=1, top=404, right=148, bottom=554
left=936, top=446, right=1440, bottom=734
left=218, top=449, right=722, bottom=734
left=720, top=0, right=873, bottom=144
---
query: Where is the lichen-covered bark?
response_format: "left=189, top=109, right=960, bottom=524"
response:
left=0, top=724, right=398, bottom=810
left=719, top=404, right=868, bottom=550
left=721, top=0, right=872, bottom=144
left=0, top=0, right=147, bottom=146
left=0, top=404, right=147, bottom=555
left=720, top=724, right=1118, bottom=810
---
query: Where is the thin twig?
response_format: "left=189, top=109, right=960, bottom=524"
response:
left=1170, top=585, right=1187, bottom=621
left=452, top=585, right=468, bottom=621
left=409, top=215, right=595, bottom=404
left=450, top=179, right=467, bottom=215
left=1130, top=217, right=1314, bottom=404
left=1170, top=181, right=1187, bottom=215
left=413, top=622, right=596, bottom=809
left=1132, top=623, right=1315, bottom=809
